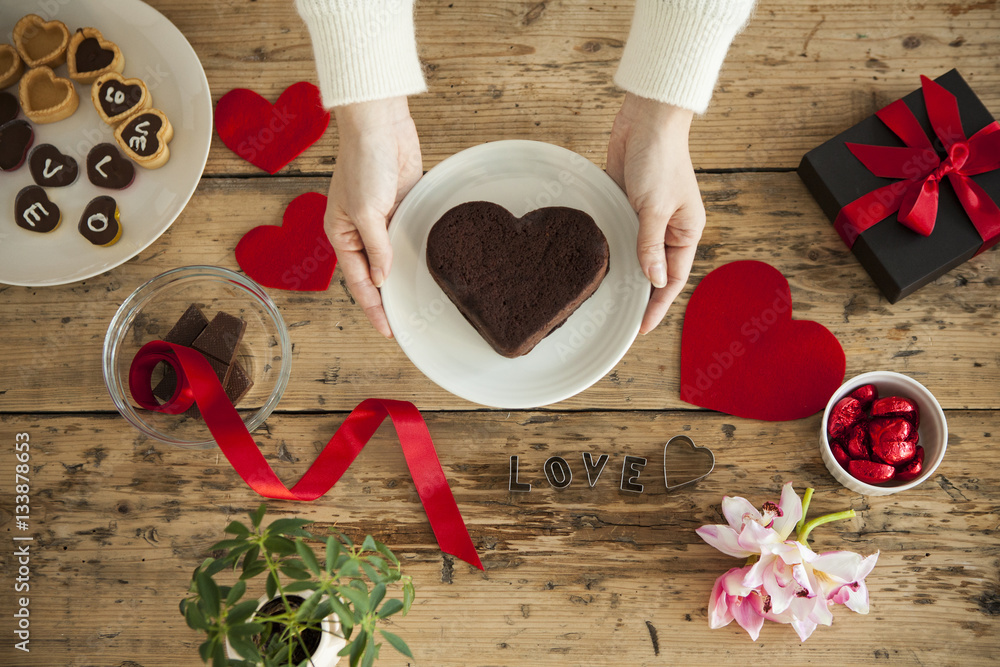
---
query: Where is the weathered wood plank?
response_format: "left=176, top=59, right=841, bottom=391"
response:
left=1, top=173, right=996, bottom=413
left=1, top=410, right=997, bottom=666
left=139, top=0, right=1000, bottom=174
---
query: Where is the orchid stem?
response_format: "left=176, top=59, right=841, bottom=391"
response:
left=796, top=487, right=815, bottom=535
left=797, top=509, right=856, bottom=547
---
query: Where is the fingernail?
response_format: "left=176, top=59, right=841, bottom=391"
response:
left=648, top=263, right=667, bottom=289
left=371, top=267, right=385, bottom=288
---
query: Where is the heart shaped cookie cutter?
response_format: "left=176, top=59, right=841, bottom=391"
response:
left=663, top=435, right=715, bottom=491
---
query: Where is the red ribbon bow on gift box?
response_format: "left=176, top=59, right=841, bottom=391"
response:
left=834, top=75, right=1000, bottom=253
left=129, top=341, right=483, bottom=571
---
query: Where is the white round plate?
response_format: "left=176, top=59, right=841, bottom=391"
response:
left=382, top=140, right=648, bottom=409
left=0, top=0, right=212, bottom=286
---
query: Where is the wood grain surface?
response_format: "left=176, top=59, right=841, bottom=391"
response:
left=1, top=0, right=999, bottom=666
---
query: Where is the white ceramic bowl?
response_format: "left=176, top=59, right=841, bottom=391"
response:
left=820, top=371, right=947, bottom=496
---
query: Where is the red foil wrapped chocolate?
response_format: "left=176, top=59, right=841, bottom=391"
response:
left=828, top=397, right=863, bottom=441
left=850, top=383, right=879, bottom=409
left=828, top=389, right=923, bottom=485
left=895, top=446, right=925, bottom=482
left=848, top=459, right=896, bottom=484
left=871, top=396, right=919, bottom=428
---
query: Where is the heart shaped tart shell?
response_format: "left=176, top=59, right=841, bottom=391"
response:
left=67, top=27, right=124, bottom=84
left=13, top=15, right=70, bottom=69
left=0, top=44, right=25, bottom=90
left=18, top=66, right=79, bottom=124
left=427, top=201, right=609, bottom=358
left=91, top=72, right=151, bottom=126
left=114, top=108, right=173, bottom=169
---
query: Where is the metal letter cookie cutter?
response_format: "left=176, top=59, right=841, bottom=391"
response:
left=663, top=435, right=715, bottom=491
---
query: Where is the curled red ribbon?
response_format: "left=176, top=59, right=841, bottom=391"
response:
left=834, top=75, right=1000, bottom=254
left=129, top=340, right=483, bottom=570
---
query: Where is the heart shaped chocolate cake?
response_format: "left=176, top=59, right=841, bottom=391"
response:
left=426, top=201, right=609, bottom=358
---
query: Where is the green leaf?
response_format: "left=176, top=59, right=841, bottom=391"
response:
left=374, top=541, right=400, bottom=567
left=380, top=630, right=413, bottom=659
left=228, top=635, right=260, bottom=662
left=359, top=561, right=379, bottom=583
left=295, top=540, right=322, bottom=576
left=313, top=599, right=334, bottom=622
left=211, top=640, right=227, bottom=667
left=228, top=621, right=265, bottom=638
left=240, top=559, right=268, bottom=580
left=241, top=545, right=260, bottom=575
left=226, top=599, right=260, bottom=626
left=196, top=570, right=221, bottom=615
left=263, top=535, right=296, bottom=556
left=265, top=571, right=278, bottom=599
left=331, top=596, right=354, bottom=635
left=280, top=563, right=313, bottom=580
left=360, top=535, right=378, bottom=553
left=368, top=583, right=386, bottom=610
left=225, top=579, right=246, bottom=607
left=348, top=630, right=367, bottom=666
left=325, top=536, right=341, bottom=574
left=360, top=638, right=376, bottom=667
left=337, top=558, right=359, bottom=579
left=340, top=533, right=354, bottom=548
left=337, top=585, right=369, bottom=615
left=198, top=639, right=214, bottom=663
left=184, top=599, right=209, bottom=631
left=266, top=518, right=314, bottom=537
left=337, top=636, right=356, bottom=658
left=249, top=504, right=267, bottom=529
left=365, top=555, right=390, bottom=576
left=376, top=598, right=403, bottom=619
left=225, top=520, right=250, bottom=536
left=402, top=581, right=415, bottom=615
left=284, top=581, right=320, bottom=593
left=209, top=538, right=248, bottom=552
left=294, top=591, right=322, bottom=622
left=202, top=558, right=230, bottom=578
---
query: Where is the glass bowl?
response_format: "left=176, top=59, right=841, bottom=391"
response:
left=819, top=371, right=948, bottom=496
left=103, top=266, right=291, bottom=449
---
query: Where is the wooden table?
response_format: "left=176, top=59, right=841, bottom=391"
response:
left=2, top=1, right=999, bottom=665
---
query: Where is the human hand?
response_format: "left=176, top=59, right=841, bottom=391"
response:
left=606, top=93, right=705, bottom=334
left=325, top=96, right=422, bottom=338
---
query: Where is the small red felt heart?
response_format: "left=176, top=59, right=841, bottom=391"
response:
left=235, top=192, right=336, bottom=291
left=679, top=260, right=846, bottom=421
left=215, top=82, right=330, bottom=174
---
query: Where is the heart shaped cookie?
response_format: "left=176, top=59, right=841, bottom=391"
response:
left=13, top=14, right=69, bottom=69
left=679, top=260, right=846, bottom=421
left=0, top=92, right=19, bottom=125
left=0, top=119, right=34, bottom=171
left=91, top=72, right=151, bottom=126
left=15, top=185, right=60, bottom=233
left=18, top=66, right=79, bottom=124
left=87, top=143, right=135, bottom=189
left=67, top=27, right=124, bottom=84
left=426, top=201, right=610, bottom=358
left=114, top=108, right=173, bottom=169
left=235, top=192, right=337, bottom=291
left=29, top=144, right=78, bottom=187
left=0, top=44, right=25, bottom=89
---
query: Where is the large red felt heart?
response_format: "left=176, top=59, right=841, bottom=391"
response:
left=235, top=192, right=336, bottom=291
left=679, top=260, right=845, bottom=421
left=215, top=82, right=330, bottom=174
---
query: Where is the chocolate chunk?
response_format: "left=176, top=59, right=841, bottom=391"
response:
left=223, top=360, right=254, bottom=404
left=87, top=142, right=134, bottom=189
left=0, top=92, right=19, bottom=125
left=74, top=36, right=114, bottom=73
left=77, top=195, right=120, bottom=246
left=120, top=112, right=162, bottom=157
left=29, top=144, right=78, bottom=187
left=15, top=185, right=60, bottom=233
left=98, top=78, right=142, bottom=118
left=164, top=304, right=210, bottom=346
left=192, top=312, right=247, bottom=366
left=0, top=119, right=33, bottom=171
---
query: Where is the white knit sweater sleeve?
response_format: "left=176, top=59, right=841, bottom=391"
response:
left=614, top=0, right=755, bottom=113
left=294, top=0, right=427, bottom=108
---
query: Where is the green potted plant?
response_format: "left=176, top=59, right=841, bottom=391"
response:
left=180, top=505, right=415, bottom=667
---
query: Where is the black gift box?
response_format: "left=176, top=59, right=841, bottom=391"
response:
left=798, top=69, right=1000, bottom=303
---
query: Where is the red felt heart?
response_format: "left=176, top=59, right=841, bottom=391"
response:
left=215, top=82, right=330, bottom=174
left=235, top=192, right=336, bottom=291
left=679, top=260, right=846, bottom=421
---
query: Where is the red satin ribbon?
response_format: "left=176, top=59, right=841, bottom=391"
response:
left=129, top=340, right=483, bottom=570
left=834, top=75, right=1000, bottom=254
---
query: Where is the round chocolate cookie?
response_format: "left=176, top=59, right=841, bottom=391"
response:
left=15, top=185, right=60, bottom=233
left=0, top=91, right=19, bottom=125
left=78, top=195, right=121, bottom=246
left=0, top=118, right=34, bottom=171
left=29, top=144, right=78, bottom=187
left=87, top=142, right=134, bottom=189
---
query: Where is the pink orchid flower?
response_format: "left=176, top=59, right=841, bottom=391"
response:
left=697, top=483, right=877, bottom=642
